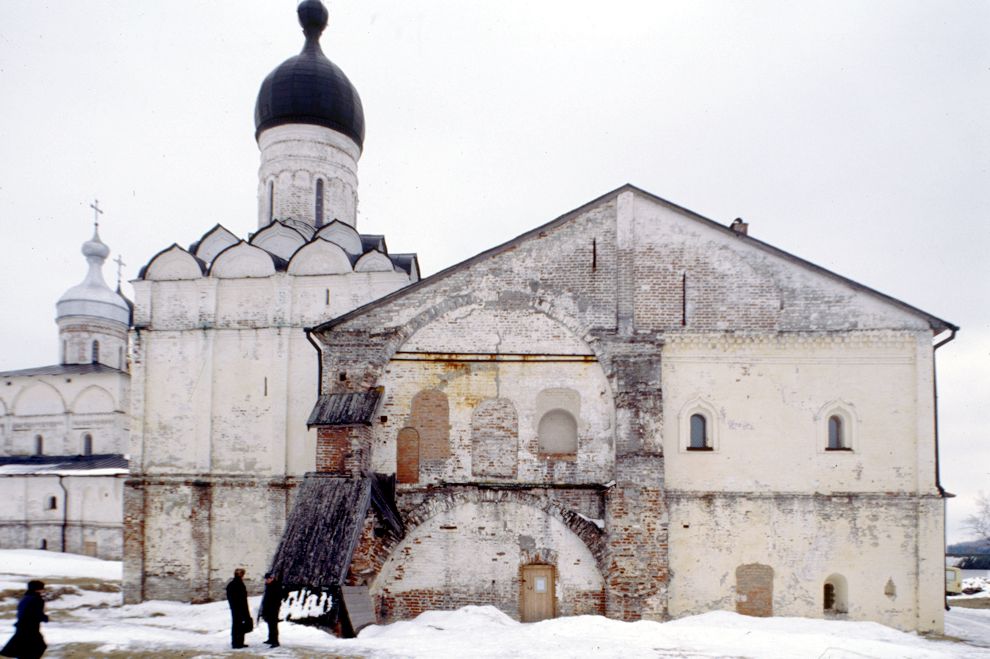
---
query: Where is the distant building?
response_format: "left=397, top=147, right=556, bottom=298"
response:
left=0, top=225, right=131, bottom=559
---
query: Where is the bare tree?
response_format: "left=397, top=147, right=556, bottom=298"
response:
left=964, top=491, right=990, bottom=541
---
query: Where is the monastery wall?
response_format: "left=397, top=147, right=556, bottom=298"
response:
left=666, top=493, right=944, bottom=631
left=0, top=473, right=125, bottom=559
left=661, top=332, right=935, bottom=493
left=371, top=325, right=614, bottom=487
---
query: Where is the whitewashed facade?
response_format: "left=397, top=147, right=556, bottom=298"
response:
left=118, top=0, right=956, bottom=634
left=0, top=227, right=131, bottom=560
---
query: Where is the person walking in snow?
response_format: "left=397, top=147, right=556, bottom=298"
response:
left=259, top=572, right=283, bottom=648
left=1, top=579, right=49, bottom=659
left=225, top=568, right=252, bottom=649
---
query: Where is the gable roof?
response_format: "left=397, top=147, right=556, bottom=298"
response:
left=310, top=184, right=956, bottom=335
left=0, top=453, right=128, bottom=475
left=0, top=363, right=125, bottom=379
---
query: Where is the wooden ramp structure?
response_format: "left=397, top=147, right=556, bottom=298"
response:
left=267, top=472, right=403, bottom=636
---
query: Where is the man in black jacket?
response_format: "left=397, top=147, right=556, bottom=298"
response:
left=1, top=579, right=49, bottom=659
left=225, top=568, right=251, bottom=649
left=259, top=572, right=283, bottom=648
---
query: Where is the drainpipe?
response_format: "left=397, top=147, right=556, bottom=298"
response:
left=932, top=327, right=957, bottom=496
left=56, top=475, right=68, bottom=553
left=305, top=327, right=323, bottom=393
left=932, top=327, right=958, bottom=613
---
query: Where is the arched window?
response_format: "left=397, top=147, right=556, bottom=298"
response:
left=827, top=415, right=844, bottom=449
left=817, top=402, right=856, bottom=453
left=689, top=414, right=710, bottom=450
left=823, top=574, right=848, bottom=615
left=83, top=433, right=93, bottom=456
left=40, top=539, right=47, bottom=550
left=538, top=409, right=577, bottom=455
left=62, top=340, right=67, bottom=362
left=315, top=179, right=325, bottom=227
left=91, top=340, right=100, bottom=364
left=34, top=434, right=43, bottom=456
left=48, top=496, right=58, bottom=510
left=268, top=180, right=275, bottom=221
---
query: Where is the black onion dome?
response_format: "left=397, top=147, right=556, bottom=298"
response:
left=254, top=0, right=365, bottom=148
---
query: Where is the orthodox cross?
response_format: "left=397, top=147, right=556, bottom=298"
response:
left=89, top=199, right=103, bottom=230
left=114, top=255, right=127, bottom=289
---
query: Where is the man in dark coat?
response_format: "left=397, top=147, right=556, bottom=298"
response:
left=259, top=572, right=283, bottom=648
left=225, top=568, right=252, bottom=649
left=1, top=580, right=49, bottom=659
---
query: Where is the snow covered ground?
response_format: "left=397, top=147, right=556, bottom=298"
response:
left=2, top=550, right=989, bottom=658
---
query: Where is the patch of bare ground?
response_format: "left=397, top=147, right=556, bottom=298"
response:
left=949, top=597, right=990, bottom=609
left=46, top=645, right=364, bottom=659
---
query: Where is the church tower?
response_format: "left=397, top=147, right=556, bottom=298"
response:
left=125, top=0, right=417, bottom=604
left=56, top=215, right=130, bottom=371
left=254, top=0, right=364, bottom=230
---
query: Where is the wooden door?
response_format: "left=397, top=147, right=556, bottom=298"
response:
left=735, top=563, right=774, bottom=617
left=520, top=564, right=555, bottom=622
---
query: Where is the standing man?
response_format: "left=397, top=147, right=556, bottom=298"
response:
left=225, top=568, right=252, bottom=649
left=260, top=572, right=283, bottom=648
left=1, top=579, right=49, bottom=659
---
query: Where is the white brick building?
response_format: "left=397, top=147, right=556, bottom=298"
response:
left=121, top=0, right=957, bottom=634
left=0, top=225, right=131, bottom=560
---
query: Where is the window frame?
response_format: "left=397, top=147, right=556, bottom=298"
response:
left=678, top=398, right=719, bottom=453
left=816, top=402, right=857, bottom=454
left=688, top=413, right=712, bottom=451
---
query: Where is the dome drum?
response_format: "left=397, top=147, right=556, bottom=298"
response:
left=56, top=299, right=130, bottom=327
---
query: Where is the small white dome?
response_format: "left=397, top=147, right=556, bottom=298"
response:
left=56, top=227, right=130, bottom=326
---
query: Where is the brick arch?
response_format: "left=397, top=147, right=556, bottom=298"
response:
left=374, top=489, right=607, bottom=582
left=384, top=292, right=608, bottom=376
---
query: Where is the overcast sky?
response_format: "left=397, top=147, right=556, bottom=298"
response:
left=0, top=1, right=986, bottom=543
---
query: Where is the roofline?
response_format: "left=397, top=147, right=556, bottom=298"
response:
left=0, top=363, right=128, bottom=378
left=626, top=184, right=958, bottom=334
left=310, top=183, right=958, bottom=334
left=309, top=186, right=631, bottom=332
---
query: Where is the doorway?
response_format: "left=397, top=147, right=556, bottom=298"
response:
left=520, top=564, right=556, bottom=622
left=735, top=563, right=774, bottom=617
